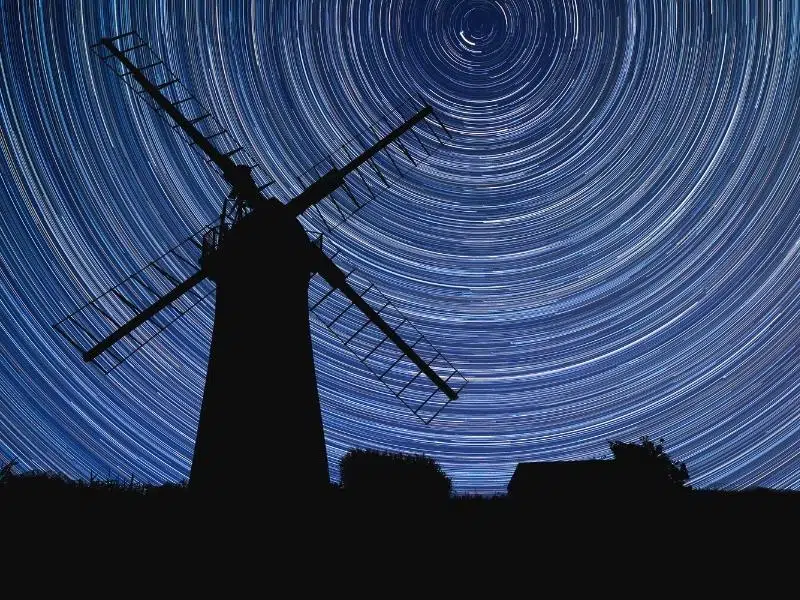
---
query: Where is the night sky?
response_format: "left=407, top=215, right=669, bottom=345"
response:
left=2, top=0, right=800, bottom=493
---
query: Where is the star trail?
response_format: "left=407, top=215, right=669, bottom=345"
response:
left=1, top=0, right=800, bottom=493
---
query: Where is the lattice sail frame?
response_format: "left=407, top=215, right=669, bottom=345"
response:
left=53, top=224, right=216, bottom=373
left=294, top=95, right=452, bottom=237
left=90, top=31, right=275, bottom=230
left=309, top=236, right=467, bottom=424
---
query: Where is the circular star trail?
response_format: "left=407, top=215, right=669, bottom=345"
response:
left=1, top=0, right=799, bottom=493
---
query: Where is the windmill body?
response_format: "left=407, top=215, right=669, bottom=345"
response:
left=192, top=198, right=328, bottom=495
left=55, top=33, right=467, bottom=496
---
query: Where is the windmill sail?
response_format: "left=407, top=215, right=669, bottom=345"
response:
left=91, top=32, right=274, bottom=227
left=290, top=96, right=451, bottom=235
left=58, top=31, right=464, bottom=427
left=54, top=225, right=216, bottom=373
left=309, top=237, right=466, bottom=423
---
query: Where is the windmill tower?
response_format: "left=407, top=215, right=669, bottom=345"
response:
left=54, top=33, right=467, bottom=497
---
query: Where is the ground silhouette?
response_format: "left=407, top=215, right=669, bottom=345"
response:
left=2, top=440, right=798, bottom=545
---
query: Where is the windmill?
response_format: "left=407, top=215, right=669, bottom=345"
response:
left=54, top=32, right=467, bottom=497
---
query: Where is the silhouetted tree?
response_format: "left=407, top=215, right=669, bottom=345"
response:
left=339, top=449, right=452, bottom=501
left=608, top=436, right=690, bottom=491
left=0, top=459, right=16, bottom=484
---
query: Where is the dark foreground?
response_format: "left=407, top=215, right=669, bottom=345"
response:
left=2, top=470, right=797, bottom=538
left=3, top=474, right=797, bottom=587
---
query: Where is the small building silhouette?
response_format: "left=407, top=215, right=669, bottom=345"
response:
left=508, top=460, right=630, bottom=499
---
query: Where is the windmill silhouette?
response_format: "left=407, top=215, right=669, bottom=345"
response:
left=54, top=32, right=467, bottom=496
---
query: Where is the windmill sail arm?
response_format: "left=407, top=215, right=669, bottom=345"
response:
left=285, top=170, right=343, bottom=217
left=99, top=38, right=238, bottom=182
left=311, top=247, right=457, bottom=401
left=82, top=270, right=206, bottom=362
left=337, top=105, right=432, bottom=179
left=286, top=105, right=433, bottom=217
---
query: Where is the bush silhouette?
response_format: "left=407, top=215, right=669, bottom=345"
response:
left=0, top=458, right=16, bottom=483
left=339, top=449, right=452, bottom=501
left=608, top=436, right=690, bottom=492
